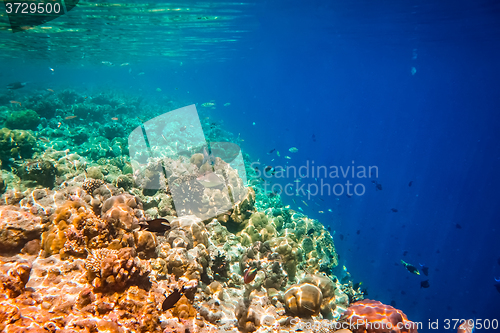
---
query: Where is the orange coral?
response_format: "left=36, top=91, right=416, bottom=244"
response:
left=340, top=299, right=418, bottom=333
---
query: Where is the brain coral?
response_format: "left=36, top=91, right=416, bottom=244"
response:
left=284, top=283, right=323, bottom=317
left=340, top=299, right=418, bottom=333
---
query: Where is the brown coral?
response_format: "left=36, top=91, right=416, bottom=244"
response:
left=85, top=247, right=151, bottom=291
left=82, top=178, right=104, bottom=195
left=284, top=283, right=323, bottom=317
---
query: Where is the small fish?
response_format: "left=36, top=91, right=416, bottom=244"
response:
left=120, top=63, right=130, bottom=66
left=353, top=282, right=362, bottom=289
left=111, top=117, right=119, bottom=121
left=101, top=61, right=113, bottom=66
left=318, top=211, right=324, bottom=213
left=65, top=116, right=77, bottom=120
left=420, top=280, right=430, bottom=288
left=10, top=100, right=22, bottom=106
left=302, top=200, right=308, bottom=207
left=243, top=267, right=258, bottom=284
left=197, top=172, right=225, bottom=188
left=403, top=251, right=408, bottom=256
left=356, top=230, right=360, bottom=235
left=138, top=218, right=171, bottom=233
left=339, top=234, right=344, bottom=240
left=420, top=264, right=429, bottom=276
left=201, top=102, right=215, bottom=107
left=401, top=260, right=420, bottom=275
left=162, top=287, right=184, bottom=311
left=7, top=82, right=26, bottom=90
left=455, top=223, right=462, bottom=229
left=156, top=88, right=162, bottom=92
left=224, top=103, right=231, bottom=106
left=277, top=151, right=280, bottom=157
left=180, top=125, right=187, bottom=131
left=47, top=88, right=55, bottom=92
left=38, top=137, right=50, bottom=143
left=328, top=209, right=332, bottom=212
left=408, top=181, right=413, bottom=187
left=138, top=72, right=145, bottom=75
left=285, top=156, right=291, bottom=159
left=289, top=147, right=298, bottom=153
left=391, top=208, right=398, bottom=213
left=267, top=148, right=276, bottom=155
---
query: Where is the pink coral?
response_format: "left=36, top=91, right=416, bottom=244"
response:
left=340, top=299, right=418, bottom=333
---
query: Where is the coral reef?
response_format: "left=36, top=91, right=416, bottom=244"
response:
left=0, top=90, right=382, bottom=333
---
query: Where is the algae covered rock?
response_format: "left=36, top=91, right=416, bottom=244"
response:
left=16, top=160, right=56, bottom=187
left=5, top=109, right=40, bottom=130
left=0, top=128, right=36, bottom=163
left=0, top=205, right=43, bottom=254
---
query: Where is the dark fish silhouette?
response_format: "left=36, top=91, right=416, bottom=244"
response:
left=495, top=278, right=500, bottom=294
left=403, top=251, right=409, bottom=256
left=391, top=208, right=398, bottom=213
left=420, top=280, right=430, bottom=288
left=162, top=287, right=184, bottom=311
left=372, top=180, right=382, bottom=191
left=139, top=218, right=171, bottom=233
left=180, top=125, right=187, bottom=131
left=353, top=282, right=362, bottom=289
left=456, top=224, right=462, bottom=229
left=420, top=264, right=429, bottom=276
left=339, top=234, right=344, bottom=241
left=356, top=230, right=361, bottom=235
left=6, top=82, right=26, bottom=90
left=312, top=134, right=316, bottom=142
left=390, top=300, right=397, bottom=307
left=408, top=181, right=413, bottom=187
left=267, top=148, right=276, bottom=154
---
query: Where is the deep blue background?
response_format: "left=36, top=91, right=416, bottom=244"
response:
left=2, top=0, right=500, bottom=331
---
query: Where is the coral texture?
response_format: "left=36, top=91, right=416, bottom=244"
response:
left=340, top=299, right=419, bottom=333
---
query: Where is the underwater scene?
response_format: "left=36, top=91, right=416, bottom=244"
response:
left=0, top=0, right=499, bottom=332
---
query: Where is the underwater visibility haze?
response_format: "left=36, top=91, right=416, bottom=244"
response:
left=0, top=0, right=499, bottom=332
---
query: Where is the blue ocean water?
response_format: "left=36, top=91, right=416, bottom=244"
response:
left=1, top=0, right=500, bottom=331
